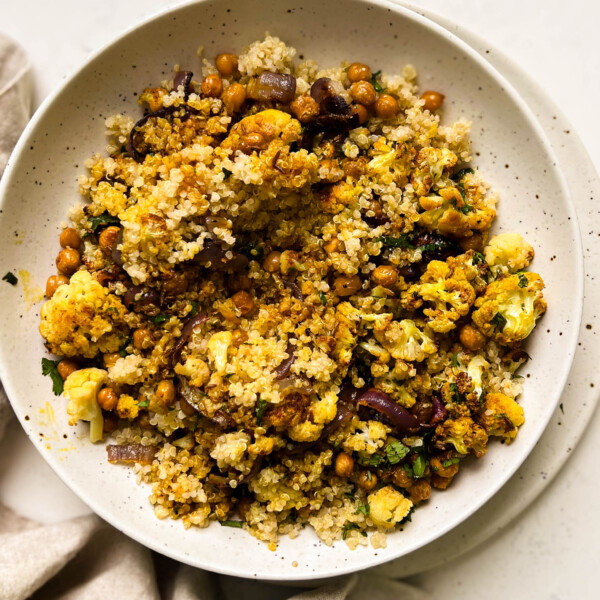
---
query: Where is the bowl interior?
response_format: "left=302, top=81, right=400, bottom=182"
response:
left=0, top=0, right=582, bottom=581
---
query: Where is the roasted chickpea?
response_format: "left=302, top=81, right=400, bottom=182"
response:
left=290, top=94, right=320, bottom=123
left=347, top=62, right=371, bottom=83
left=342, top=157, right=367, bottom=179
left=334, top=452, right=355, bottom=478
left=350, top=103, right=369, bottom=125
left=323, top=238, right=341, bottom=254
left=459, top=324, right=486, bottom=351
left=372, top=265, right=398, bottom=287
left=162, top=272, right=188, bottom=296
left=228, top=274, right=252, bottom=293
left=357, top=470, right=378, bottom=491
left=56, top=248, right=80, bottom=276
left=431, top=473, right=453, bottom=490
left=45, top=274, right=69, bottom=298
left=59, top=227, right=81, bottom=249
left=232, top=290, right=255, bottom=316
left=409, top=479, right=432, bottom=504
left=103, top=353, right=120, bottom=369
left=459, top=234, right=484, bottom=252
left=180, top=398, right=197, bottom=416
left=421, top=90, right=445, bottom=112
left=155, top=380, right=176, bottom=407
left=263, top=251, right=281, bottom=273
left=241, top=132, right=265, bottom=154
left=350, top=80, right=377, bottom=106
left=232, top=329, right=249, bottom=347
left=102, top=412, right=119, bottom=433
left=221, top=82, right=246, bottom=113
left=333, top=274, right=362, bottom=297
left=133, top=328, right=153, bottom=350
left=215, top=53, right=238, bottom=77
left=201, top=73, right=223, bottom=98
left=374, top=93, right=399, bottom=119
left=98, top=226, right=120, bottom=255
left=97, top=387, right=119, bottom=411
left=429, top=456, right=460, bottom=479
left=391, top=467, right=413, bottom=489
left=57, top=359, right=78, bottom=380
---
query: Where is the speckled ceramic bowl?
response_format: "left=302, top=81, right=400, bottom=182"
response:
left=0, top=0, right=583, bottom=581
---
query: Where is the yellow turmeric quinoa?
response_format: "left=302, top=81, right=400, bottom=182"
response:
left=39, top=36, right=546, bottom=549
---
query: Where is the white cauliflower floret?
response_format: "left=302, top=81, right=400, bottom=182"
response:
left=210, top=432, right=250, bottom=469
left=174, top=357, right=210, bottom=387
left=368, top=486, right=413, bottom=528
left=375, top=319, right=437, bottom=362
left=466, top=355, right=489, bottom=398
left=63, top=368, right=107, bottom=442
left=207, top=331, right=233, bottom=375
left=484, top=233, right=534, bottom=273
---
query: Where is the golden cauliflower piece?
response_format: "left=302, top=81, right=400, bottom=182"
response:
left=39, top=271, right=128, bottom=358
left=479, top=392, right=524, bottom=441
left=116, top=393, right=140, bottom=420
left=221, top=109, right=301, bottom=152
left=484, top=232, right=534, bottom=273
left=64, top=368, right=107, bottom=442
left=368, top=486, right=413, bottom=528
left=402, top=259, right=476, bottom=333
left=207, top=331, right=233, bottom=376
left=435, top=416, right=488, bottom=458
left=472, top=272, right=547, bottom=345
left=418, top=171, right=496, bottom=239
left=410, top=147, right=457, bottom=196
left=374, top=319, right=437, bottom=362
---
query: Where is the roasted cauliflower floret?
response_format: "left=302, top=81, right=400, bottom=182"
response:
left=435, top=416, right=488, bottom=458
left=207, top=331, right=233, bottom=376
left=368, top=485, right=413, bottom=528
left=479, top=392, right=525, bottom=441
left=402, top=259, right=476, bottom=333
left=221, top=109, right=301, bottom=153
left=466, top=355, right=489, bottom=400
left=472, top=272, right=547, bottom=344
left=418, top=171, right=496, bottom=239
left=484, top=232, right=534, bottom=273
left=39, top=271, right=128, bottom=358
left=410, top=147, right=457, bottom=196
left=63, top=368, right=107, bottom=442
left=374, top=319, right=437, bottom=362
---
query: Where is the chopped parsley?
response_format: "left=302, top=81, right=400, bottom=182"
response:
left=2, top=272, right=18, bottom=286
left=318, top=291, right=327, bottom=305
left=222, top=168, right=232, bottom=180
left=403, top=463, right=414, bottom=478
left=356, top=502, right=370, bottom=516
left=358, top=452, right=384, bottom=467
left=41, top=358, right=63, bottom=396
left=518, top=273, right=528, bottom=288
left=150, top=314, right=169, bottom=325
left=342, top=522, right=366, bottom=540
left=88, top=213, right=120, bottom=232
left=255, top=397, right=268, bottom=426
left=559, top=403, right=564, bottom=414
left=240, top=242, right=264, bottom=261
left=412, top=454, right=427, bottom=479
left=495, top=413, right=515, bottom=429
left=137, top=400, right=149, bottom=408
left=400, top=506, right=415, bottom=524
left=452, top=167, right=474, bottom=181
left=189, top=300, right=199, bottom=316
left=119, top=337, right=132, bottom=358
left=451, top=352, right=459, bottom=368
left=472, top=251, right=486, bottom=265
left=491, top=313, right=507, bottom=330
left=417, top=238, right=454, bottom=253
left=220, top=520, right=243, bottom=528
left=370, top=70, right=384, bottom=93
left=376, top=234, right=414, bottom=249
left=385, top=441, right=410, bottom=465
left=449, top=382, right=463, bottom=403
left=442, top=457, right=461, bottom=468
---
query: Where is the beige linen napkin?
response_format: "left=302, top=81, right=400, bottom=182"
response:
left=0, top=33, right=430, bottom=600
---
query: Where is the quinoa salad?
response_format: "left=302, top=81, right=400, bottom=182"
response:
left=38, top=35, right=547, bottom=549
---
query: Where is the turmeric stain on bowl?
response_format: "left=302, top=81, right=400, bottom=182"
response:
left=18, top=269, right=43, bottom=308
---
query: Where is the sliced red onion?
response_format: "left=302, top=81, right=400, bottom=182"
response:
left=111, top=227, right=123, bottom=267
left=338, top=378, right=361, bottom=406
left=107, top=444, right=157, bottom=464
left=247, top=72, right=296, bottom=104
left=322, top=403, right=353, bottom=438
left=170, top=313, right=207, bottom=367
left=275, top=344, right=295, bottom=380
left=123, top=285, right=160, bottom=309
left=173, top=70, right=193, bottom=100
left=283, top=279, right=303, bottom=301
left=310, top=78, right=336, bottom=104
left=429, top=395, right=447, bottom=426
left=127, top=107, right=169, bottom=161
left=356, top=388, right=420, bottom=433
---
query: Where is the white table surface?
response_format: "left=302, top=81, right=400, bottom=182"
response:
left=1, top=1, right=599, bottom=598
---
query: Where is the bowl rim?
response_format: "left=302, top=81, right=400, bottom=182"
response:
left=0, top=0, right=584, bottom=581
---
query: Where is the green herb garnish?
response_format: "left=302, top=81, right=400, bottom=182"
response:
left=255, top=397, right=268, bottom=426
left=220, top=520, right=243, bottom=528
left=412, top=455, right=427, bottom=479
left=400, top=506, right=415, bottom=524
left=451, top=353, right=459, bottom=368
left=449, top=382, right=463, bottom=403
left=222, top=168, right=232, bottom=180
left=318, top=291, right=327, bottom=306
left=472, top=251, right=486, bottom=265
left=518, top=273, right=528, bottom=288
left=376, top=234, right=414, bottom=249
left=119, top=337, right=132, bottom=358
left=370, top=70, right=383, bottom=93
left=342, top=522, right=366, bottom=540
left=359, top=452, right=383, bottom=467
left=240, top=242, right=264, bottom=261
left=442, top=457, right=461, bottom=468
left=491, top=313, right=507, bottom=330
left=559, top=403, right=564, bottom=414
left=189, top=300, right=199, bottom=316
left=356, top=502, right=370, bottom=516
left=495, top=413, right=515, bottom=428
left=2, top=272, right=18, bottom=285
left=137, top=400, right=149, bottom=408
left=385, top=441, right=410, bottom=465
left=403, top=463, right=414, bottom=478
left=88, top=213, right=120, bottom=232
left=150, top=314, right=168, bottom=325
left=452, top=168, right=474, bottom=181
left=41, top=358, right=63, bottom=396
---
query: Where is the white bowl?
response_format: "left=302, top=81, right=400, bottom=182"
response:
left=0, top=0, right=583, bottom=581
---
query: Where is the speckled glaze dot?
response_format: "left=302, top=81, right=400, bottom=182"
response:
left=0, top=0, right=585, bottom=583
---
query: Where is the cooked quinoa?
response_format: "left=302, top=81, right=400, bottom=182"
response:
left=39, top=35, right=547, bottom=549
